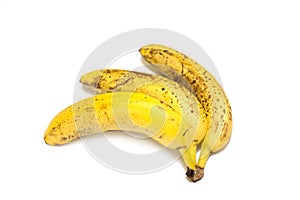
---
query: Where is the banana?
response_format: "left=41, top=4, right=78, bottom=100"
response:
left=140, top=44, right=233, bottom=182
left=80, top=69, right=208, bottom=146
left=44, top=92, right=202, bottom=172
left=80, top=69, right=208, bottom=172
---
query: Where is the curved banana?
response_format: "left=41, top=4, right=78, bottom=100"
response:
left=80, top=69, right=207, bottom=146
left=80, top=69, right=208, bottom=172
left=140, top=44, right=233, bottom=182
left=44, top=92, right=202, bottom=171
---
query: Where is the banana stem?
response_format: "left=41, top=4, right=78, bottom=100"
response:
left=197, top=152, right=211, bottom=168
left=185, top=151, right=211, bottom=182
left=180, top=145, right=197, bottom=170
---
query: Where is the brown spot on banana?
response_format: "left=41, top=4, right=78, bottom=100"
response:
left=220, top=123, right=228, bottom=142
left=182, top=129, right=189, bottom=137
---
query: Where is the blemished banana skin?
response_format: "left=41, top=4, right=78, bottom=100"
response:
left=80, top=69, right=208, bottom=145
left=140, top=44, right=232, bottom=182
left=44, top=92, right=203, bottom=171
left=80, top=69, right=209, bottom=173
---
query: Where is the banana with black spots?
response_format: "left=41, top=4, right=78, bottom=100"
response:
left=44, top=92, right=203, bottom=174
left=140, top=44, right=232, bottom=182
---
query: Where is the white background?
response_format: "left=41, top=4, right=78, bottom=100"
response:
left=1, top=0, right=299, bottom=199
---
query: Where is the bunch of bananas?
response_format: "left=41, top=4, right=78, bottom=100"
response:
left=44, top=44, right=232, bottom=182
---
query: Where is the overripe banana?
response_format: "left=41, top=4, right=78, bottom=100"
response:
left=80, top=69, right=208, bottom=146
left=44, top=92, right=202, bottom=171
left=140, top=44, right=233, bottom=182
